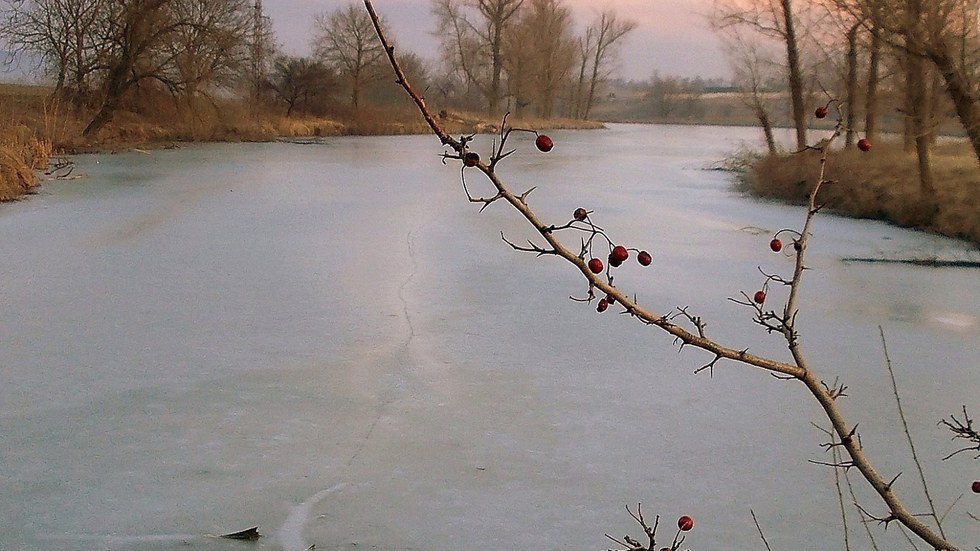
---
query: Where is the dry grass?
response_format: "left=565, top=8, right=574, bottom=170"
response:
left=0, top=83, right=602, bottom=200
left=0, top=124, right=51, bottom=201
left=740, top=141, right=980, bottom=243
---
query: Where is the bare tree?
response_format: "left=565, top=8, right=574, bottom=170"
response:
left=723, top=29, right=780, bottom=153
left=312, top=2, right=385, bottom=112
left=432, top=0, right=523, bottom=113
left=83, top=0, right=174, bottom=136
left=840, top=0, right=980, bottom=165
left=0, top=0, right=107, bottom=103
left=713, top=0, right=810, bottom=151
left=863, top=2, right=882, bottom=142
left=266, top=55, right=336, bottom=116
left=902, top=0, right=937, bottom=201
left=811, top=1, right=867, bottom=148
left=578, top=9, right=636, bottom=120
left=161, top=0, right=253, bottom=102
left=3, top=0, right=254, bottom=127
left=504, top=0, right=574, bottom=118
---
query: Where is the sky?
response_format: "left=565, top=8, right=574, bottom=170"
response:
left=263, top=0, right=730, bottom=82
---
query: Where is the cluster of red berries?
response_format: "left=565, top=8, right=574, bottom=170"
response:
left=573, top=206, right=653, bottom=312
left=586, top=244, right=652, bottom=290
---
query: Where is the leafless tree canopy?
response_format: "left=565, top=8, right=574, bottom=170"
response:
left=430, top=0, right=634, bottom=118
left=311, top=2, right=386, bottom=112
left=0, top=0, right=258, bottom=133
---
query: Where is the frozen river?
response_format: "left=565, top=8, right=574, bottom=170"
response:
left=1, top=124, right=977, bottom=550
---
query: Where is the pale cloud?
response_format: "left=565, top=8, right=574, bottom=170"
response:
left=264, top=0, right=729, bottom=80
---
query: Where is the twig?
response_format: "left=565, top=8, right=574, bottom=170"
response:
left=941, top=406, right=980, bottom=460
left=880, top=325, right=946, bottom=538
left=833, top=435, right=852, bottom=551
left=750, top=509, right=773, bottom=551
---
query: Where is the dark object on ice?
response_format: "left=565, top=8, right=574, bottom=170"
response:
left=220, top=526, right=261, bottom=541
left=841, top=257, right=980, bottom=268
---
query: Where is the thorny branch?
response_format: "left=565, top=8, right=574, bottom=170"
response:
left=604, top=504, right=690, bottom=551
left=941, top=407, right=980, bottom=461
left=362, top=2, right=963, bottom=550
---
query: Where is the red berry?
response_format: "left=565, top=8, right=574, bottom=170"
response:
left=535, top=134, right=554, bottom=152
left=610, top=245, right=629, bottom=263
left=815, top=106, right=828, bottom=119
left=677, top=515, right=694, bottom=532
left=596, top=298, right=609, bottom=312
left=770, top=238, right=782, bottom=252
left=587, top=257, right=604, bottom=274
left=604, top=293, right=615, bottom=305
left=637, top=250, right=652, bottom=266
left=972, top=481, right=980, bottom=493
left=753, top=290, right=767, bottom=304
left=463, top=152, right=480, bottom=167
left=608, top=254, right=623, bottom=268
left=573, top=207, right=588, bottom=221
left=857, top=138, right=872, bottom=152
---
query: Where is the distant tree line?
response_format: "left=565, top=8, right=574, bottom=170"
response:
left=282, top=0, right=638, bottom=121
left=0, top=0, right=637, bottom=134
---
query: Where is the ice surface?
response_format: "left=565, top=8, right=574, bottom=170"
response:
left=1, top=125, right=977, bottom=550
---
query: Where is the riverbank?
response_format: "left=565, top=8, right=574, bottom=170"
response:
left=0, top=83, right=602, bottom=201
left=733, top=142, right=980, bottom=244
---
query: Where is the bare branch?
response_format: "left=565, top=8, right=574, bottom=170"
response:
left=941, top=406, right=980, bottom=461
left=750, top=509, right=774, bottom=551
left=362, top=4, right=965, bottom=549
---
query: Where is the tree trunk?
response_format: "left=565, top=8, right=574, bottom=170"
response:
left=82, top=0, right=169, bottom=137
left=83, top=49, right=132, bottom=136
left=844, top=23, right=860, bottom=148
left=489, top=24, right=502, bottom=113
left=351, top=71, right=361, bottom=111
left=904, top=2, right=936, bottom=209
left=780, top=0, right=807, bottom=150
left=755, top=103, right=777, bottom=155
left=902, top=55, right=916, bottom=152
left=584, top=43, right=603, bottom=119
left=864, top=19, right=881, bottom=143
left=573, top=50, right=588, bottom=119
left=928, top=45, right=980, bottom=166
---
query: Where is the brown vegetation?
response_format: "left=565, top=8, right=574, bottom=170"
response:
left=0, top=82, right=599, bottom=201
left=0, top=112, right=51, bottom=201
left=739, top=142, right=980, bottom=243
